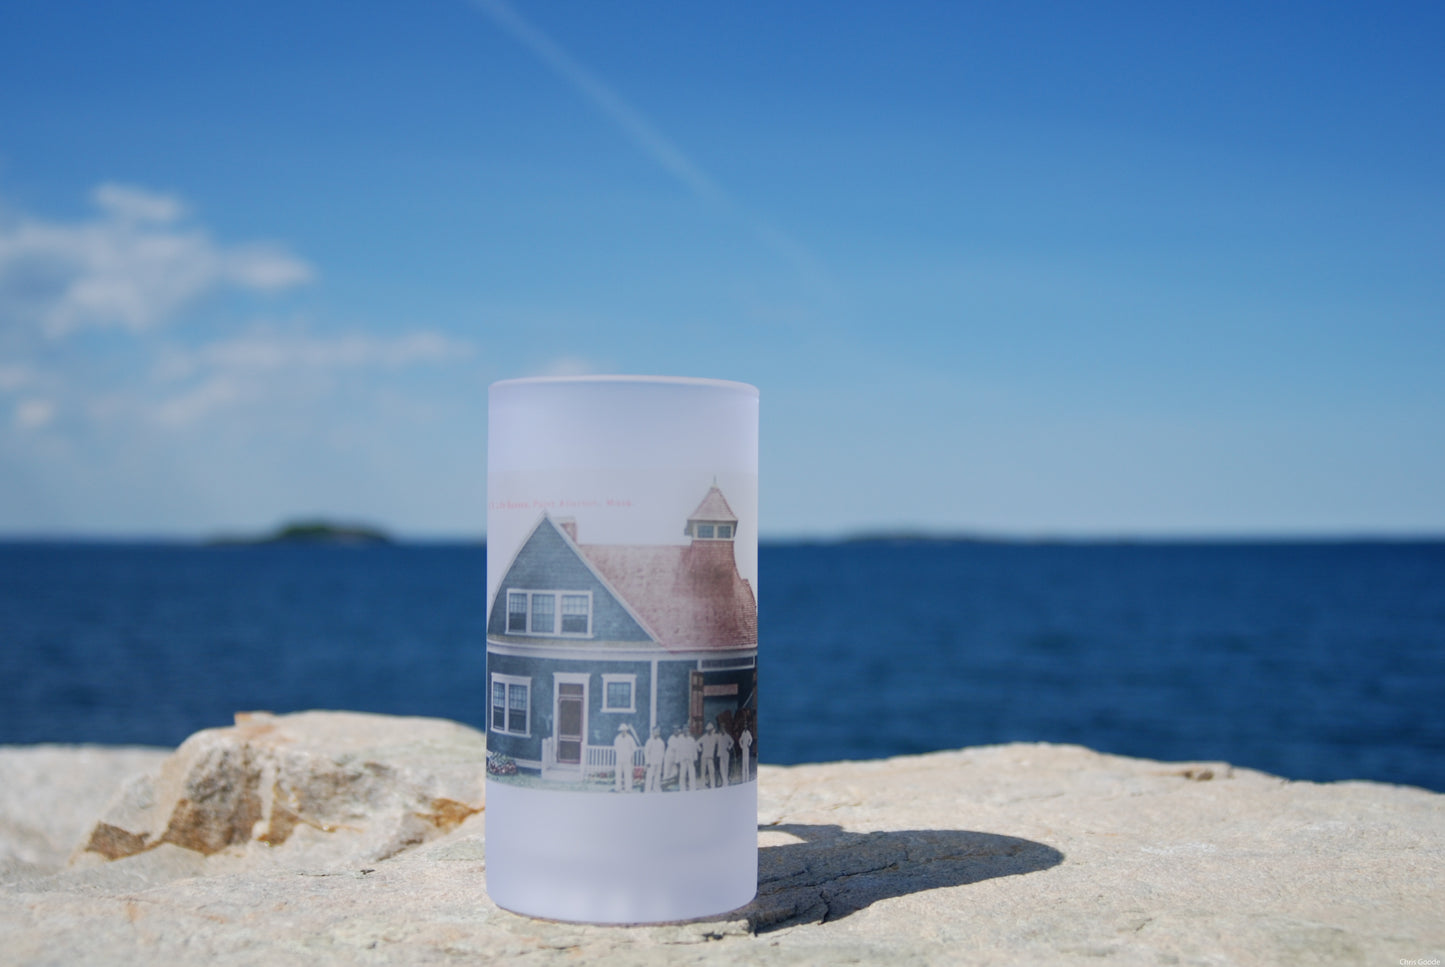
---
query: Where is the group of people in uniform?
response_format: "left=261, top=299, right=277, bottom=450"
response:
left=611, top=721, right=753, bottom=793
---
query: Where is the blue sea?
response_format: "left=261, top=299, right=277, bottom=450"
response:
left=1, top=541, right=1442, bottom=792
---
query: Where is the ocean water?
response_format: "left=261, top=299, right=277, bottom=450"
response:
left=1, top=541, right=1441, bottom=791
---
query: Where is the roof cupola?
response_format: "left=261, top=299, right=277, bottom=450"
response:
left=685, top=484, right=738, bottom=542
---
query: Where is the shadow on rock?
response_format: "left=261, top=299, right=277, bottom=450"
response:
left=746, top=823, right=1063, bottom=932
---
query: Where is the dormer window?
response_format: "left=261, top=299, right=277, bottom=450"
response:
left=506, top=589, right=592, bottom=637
left=689, top=521, right=734, bottom=540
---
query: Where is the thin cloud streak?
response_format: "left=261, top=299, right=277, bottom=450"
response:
left=472, top=0, right=725, bottom=206
left=471, top=0, right=836, bottom=301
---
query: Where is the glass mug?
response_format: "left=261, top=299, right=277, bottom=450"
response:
left=485, top=375, right=759, bottom=923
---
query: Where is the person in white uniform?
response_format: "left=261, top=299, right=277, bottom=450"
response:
left=717, top=726, right=733, bottom=786
left=643, top=726, right=666, bottom=793
left=664, top=727, right=684, bottom=789
left=739, top=726, right=753, bottom=782
left=675, top=727, right=699, bottom=792
left=612, top=723, right=639, bottom=793
left=698, top=722, right=719, bottom=788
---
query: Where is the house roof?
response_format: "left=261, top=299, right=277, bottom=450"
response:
left=687, top=485, right=737, bottom=524
left=578, top=539, right=756, bottom=652
left=493, top=486, right=757, bottom=652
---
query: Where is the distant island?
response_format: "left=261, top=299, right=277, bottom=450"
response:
left=206, top=520, right=393, bottom=546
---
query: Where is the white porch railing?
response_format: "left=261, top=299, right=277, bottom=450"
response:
left=583, top=744, right=646, bottom=781
left=541, top=737, right=644, bottom=782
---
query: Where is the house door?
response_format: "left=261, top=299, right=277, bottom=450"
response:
left=556, top=682, right=585, bottom=765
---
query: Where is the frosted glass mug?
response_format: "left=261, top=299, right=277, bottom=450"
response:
left=485, top=376, right=759, bottom=923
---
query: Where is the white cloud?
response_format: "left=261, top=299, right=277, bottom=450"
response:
left=0, top=364, right=36, bottom=392
left=534, top=355, right=601, bottom=377
left=150, top=375, right=244, bottom=429
left=224, top=246, right=314, bottom=290
left=92, top=183, right=186, bottom=224
left=0, top=189, right=478, bottom=532
left=147, top=327, right=474, bottom=428
left=157, top=328, right=472, bottom=380
left=0, top=183, right=314, bottom=337
left=13, top=398, right=55, bottom=430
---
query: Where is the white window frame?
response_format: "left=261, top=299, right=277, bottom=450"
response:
left=490, top=673, right=531, bottom=737
left=505, top=591, right=528, bottom=633
left=505, top=589, right=593, bottom=638
left=601, top=674, right=637, bottom=713
left=690, top=521, right=734, bottom=540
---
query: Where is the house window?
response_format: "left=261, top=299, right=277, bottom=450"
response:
left=531, top=593, right=555, bottom=633
left=505, top=590, right=592, bottom=637
left=561, top=594, right=589, bottom=634
left=490, top=674, right=530, bottom=736
left=690, top=521, right=733, bottom=540
left=602, top=674, right=636, bottom=712
left=507, top=592, right=527, bottom=633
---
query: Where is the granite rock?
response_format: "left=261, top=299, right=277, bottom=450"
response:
left=1, top=712, right=1441, bottom=966
left=0, top=745, right=168, bottom=882
left=74, top=711, right=487, bottom=871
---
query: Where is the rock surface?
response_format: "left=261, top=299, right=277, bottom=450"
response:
left=1, top=712, right=1440, bottom=966
left=74, top=711, right=485, bottom=870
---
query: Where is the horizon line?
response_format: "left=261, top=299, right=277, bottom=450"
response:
left=2, top=528, right=1444, bottom=547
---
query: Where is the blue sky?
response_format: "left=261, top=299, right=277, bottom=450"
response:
left=1, top=1, right=1441, bottom=538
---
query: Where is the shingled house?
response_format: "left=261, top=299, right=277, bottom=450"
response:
left=486, top=485, right=758, bottom=785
